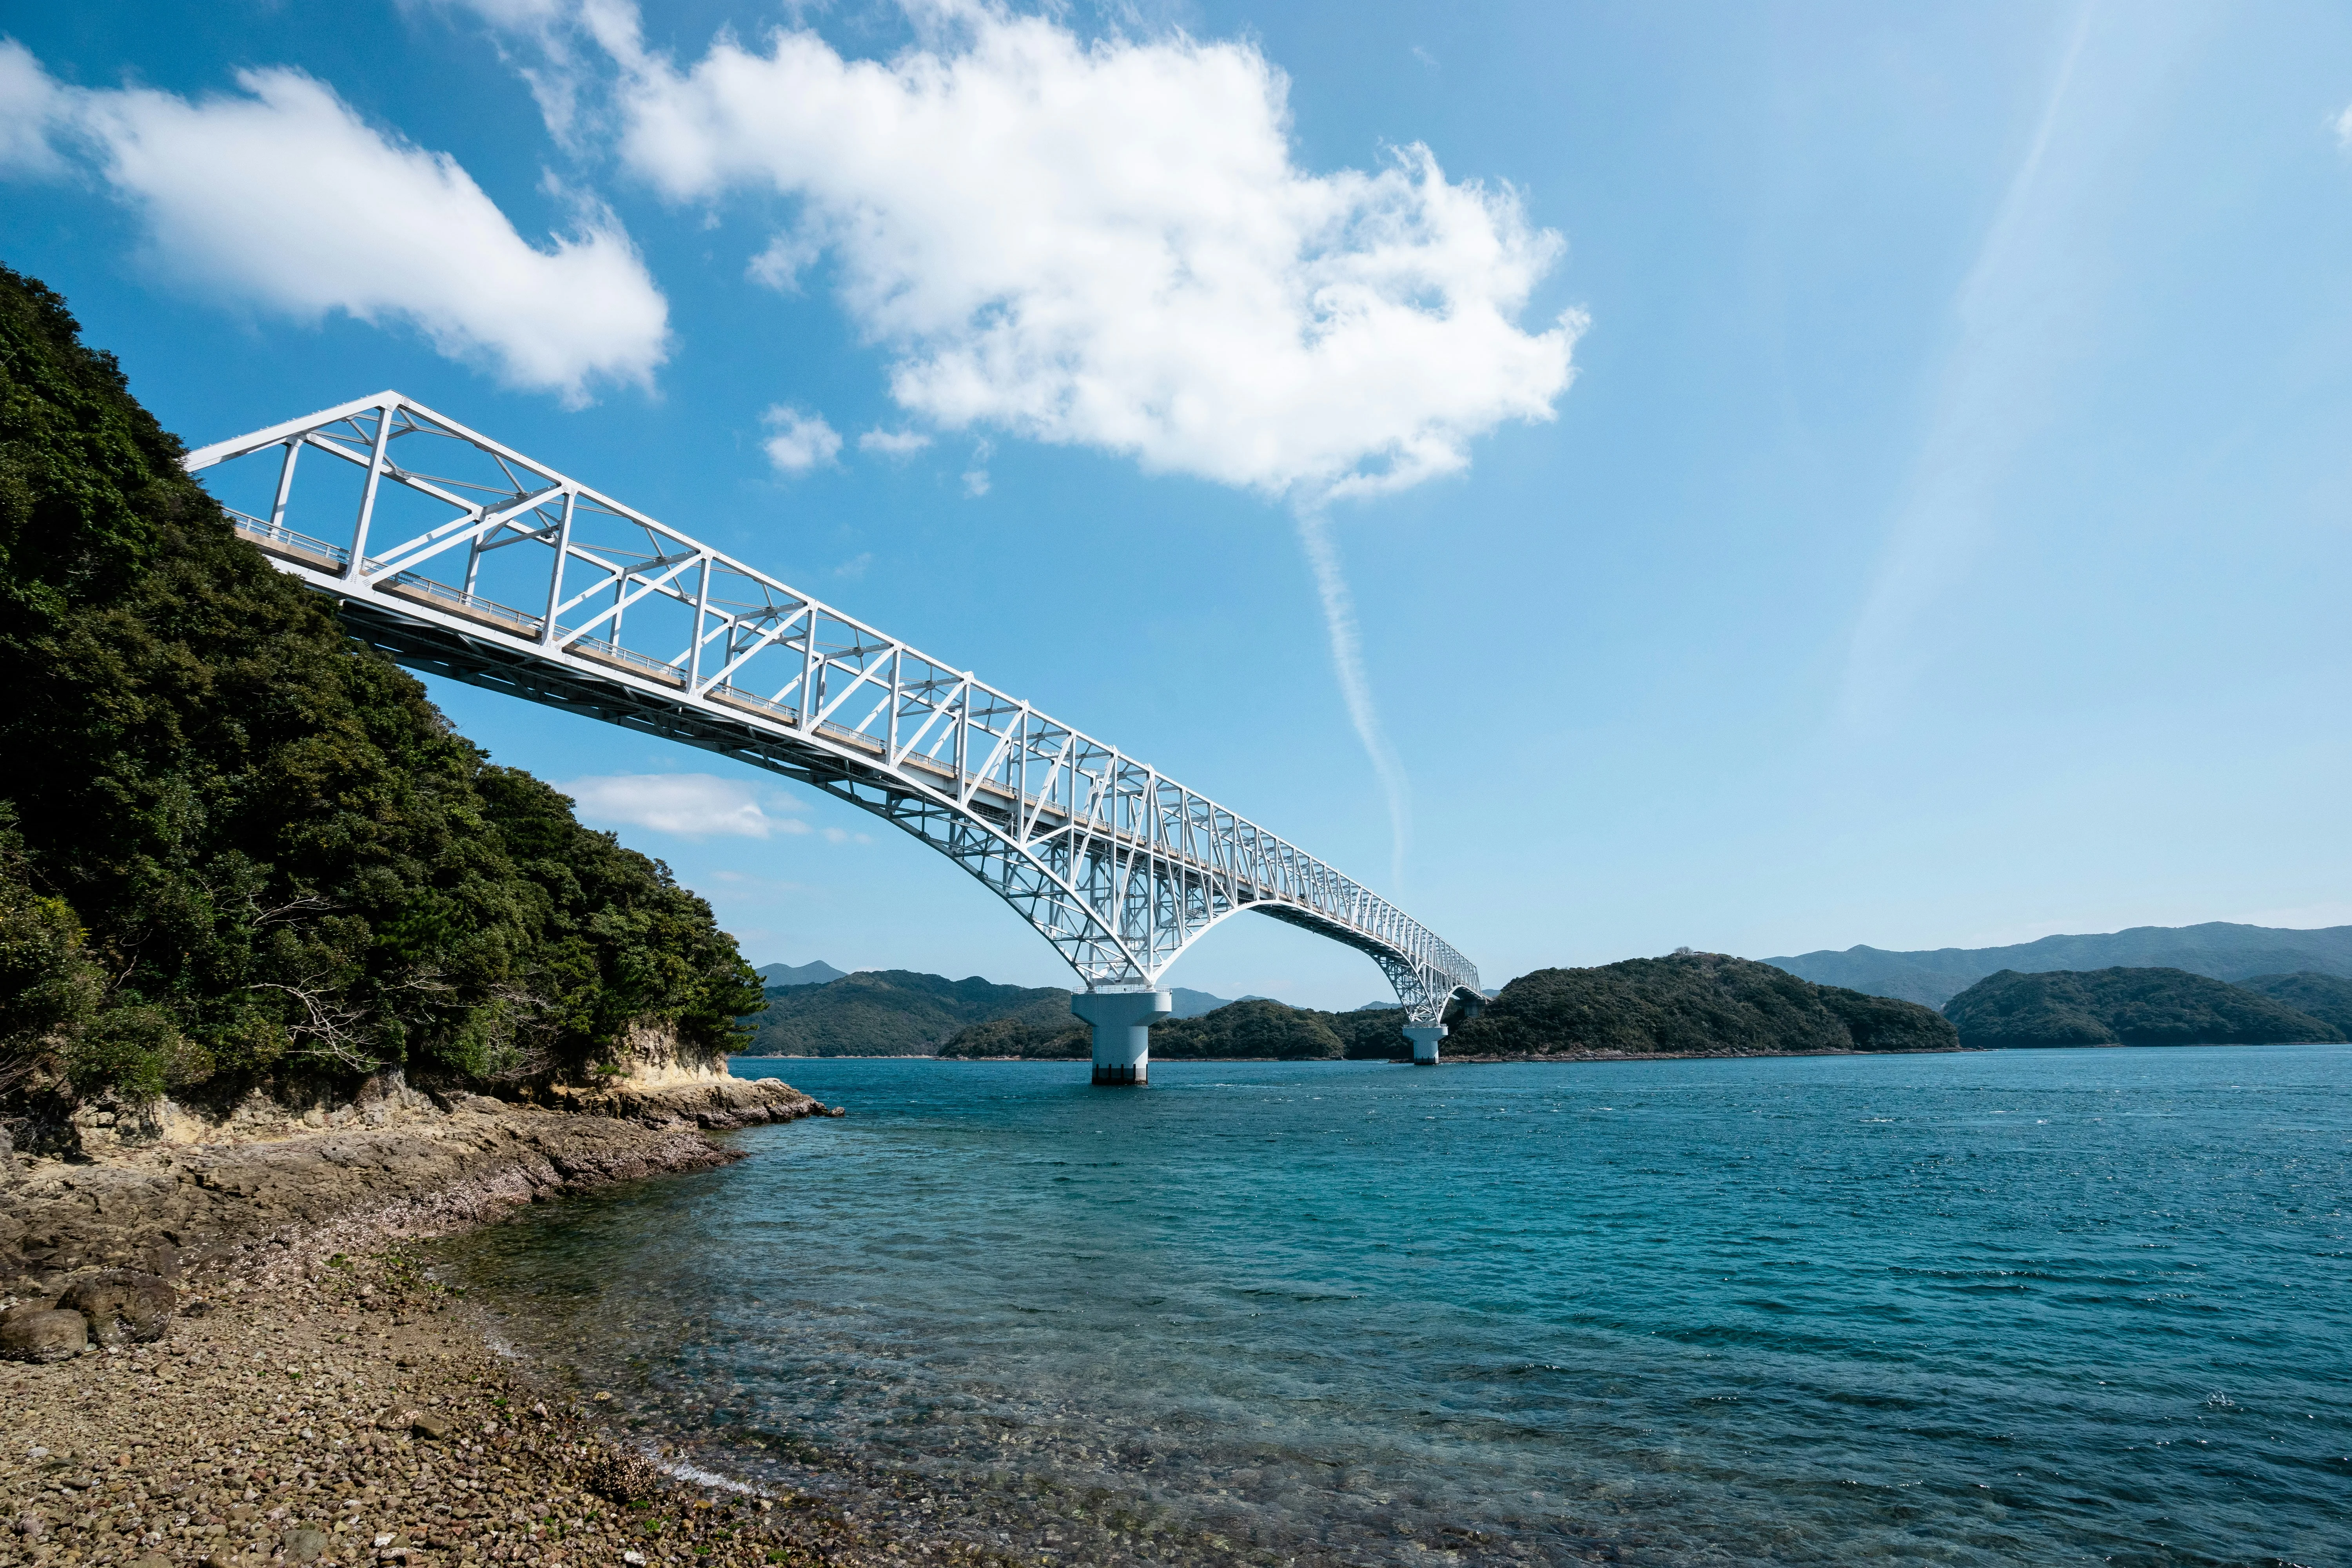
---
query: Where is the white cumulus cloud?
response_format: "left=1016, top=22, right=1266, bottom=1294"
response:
left=858, top=426, right=933, bottom=456
left=762, top=405, right=843, bottom=474
left=0, top=40, right=68, bottom=174
left=562, top=773, right=809, bottom=838
left=0, top=45, right=668, bottom=401
left=599, top=3, right=1580, bottom=503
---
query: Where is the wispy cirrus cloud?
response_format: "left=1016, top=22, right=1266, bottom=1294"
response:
left=1842, top=4, right=2204, bottom=722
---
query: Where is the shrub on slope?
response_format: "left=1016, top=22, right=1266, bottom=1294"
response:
left=0, top=265, right=759, bottom=1127
left=1941, top=967, right=2341, bottom=1048
left=1442, top=952, right=1958, bottom=1058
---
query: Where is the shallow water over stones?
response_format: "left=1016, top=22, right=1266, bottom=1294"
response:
left=436, top=1048, right=2352, bottom=1566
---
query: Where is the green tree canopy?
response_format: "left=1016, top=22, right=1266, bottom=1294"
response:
left=0, top=265, right=759, bottom=1126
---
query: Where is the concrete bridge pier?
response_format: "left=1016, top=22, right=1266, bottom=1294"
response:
left=1074, top=989, right=1171, bottom=1086
left=1404, top=1025, right=1447, bottom=1065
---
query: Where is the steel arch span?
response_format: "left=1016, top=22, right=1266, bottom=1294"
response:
left=181, top=392, right=1485, bottom=1031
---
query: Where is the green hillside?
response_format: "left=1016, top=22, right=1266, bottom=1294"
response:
left=2236, top=971, right=2352, bottom=1038
left=938, top=997, right=1412, bottom=1061
left=744, top=970, right=1072, bottom=1055
left=1442, top=952, right=1958, bottom=1058
left=1942, top=967, right=2342, bottom=1048
left=0, top=265, right=760, bottom=1142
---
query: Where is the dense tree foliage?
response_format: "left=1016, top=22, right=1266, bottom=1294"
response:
left=0, top=265, right=760, bottom=1126
left=1442, top=952, right=1959, bottom=1057
left=1940, top=967, right=2341, bottom=1048
left=2236, top=971, right=2352, bottom=1038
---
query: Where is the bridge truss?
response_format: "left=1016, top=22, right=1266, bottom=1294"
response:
left=183, top=393, right=1483, bottom=1027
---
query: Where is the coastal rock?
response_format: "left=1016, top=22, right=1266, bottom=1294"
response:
left=0, top=1094, right=761, bottom=1289
left=542, top=1071, right=837, bottom=1130
left=58, top=1267, right=177, bottom=1343
left=0, top=1305, right=88, bottom=1361
left=583, top=1446, right=666, bottom=1503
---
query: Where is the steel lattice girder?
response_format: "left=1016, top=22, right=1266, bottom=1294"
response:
left=181, top=392, right=1484, bottom=1025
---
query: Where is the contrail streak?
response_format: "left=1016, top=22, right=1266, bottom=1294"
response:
left=1296, top=509, right=1411, bottom=892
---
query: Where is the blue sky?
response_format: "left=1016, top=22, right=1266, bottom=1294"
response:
left=6, top=1, right=2351, bottom=1008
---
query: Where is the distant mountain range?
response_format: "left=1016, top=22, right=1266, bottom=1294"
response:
left=1764, top=923, right=2352, bottom=1008
left=755, top=960, right=848, bottom=988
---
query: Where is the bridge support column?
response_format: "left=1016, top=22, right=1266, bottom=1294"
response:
left=1404, top=1025, right=1446, bottom=1066
left=1073, top=989, right=1171, bottom=1086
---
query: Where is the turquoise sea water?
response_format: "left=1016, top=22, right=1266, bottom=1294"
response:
left=438, top=1048, right=2352, bottom=1565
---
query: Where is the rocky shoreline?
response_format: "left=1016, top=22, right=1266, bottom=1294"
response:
left=0, top=1076, right=838, bottom=1292
left=0, top=1076, right=1038, bottom=1568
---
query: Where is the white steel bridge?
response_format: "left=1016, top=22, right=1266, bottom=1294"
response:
left=184, top=393, right=1483, bottom=1080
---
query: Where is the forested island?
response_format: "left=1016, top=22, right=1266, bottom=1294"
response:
left=748, top=970, right=1074, bottom=1056
left=924, top=951, right=1956, bottom=1062
left=754, top=958, right=2352, bottom=1061
left=1441, top=951, right=1957, bottom=1058
left=936, top=996, right=1411, bottom=1060
left=2235, top=971, right=2352, bottom=1037
left=1940, top=967, right=2344, bottom=1048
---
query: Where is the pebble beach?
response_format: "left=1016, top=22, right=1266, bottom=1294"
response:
left=0, top=1077, right=1020, bottom=1568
